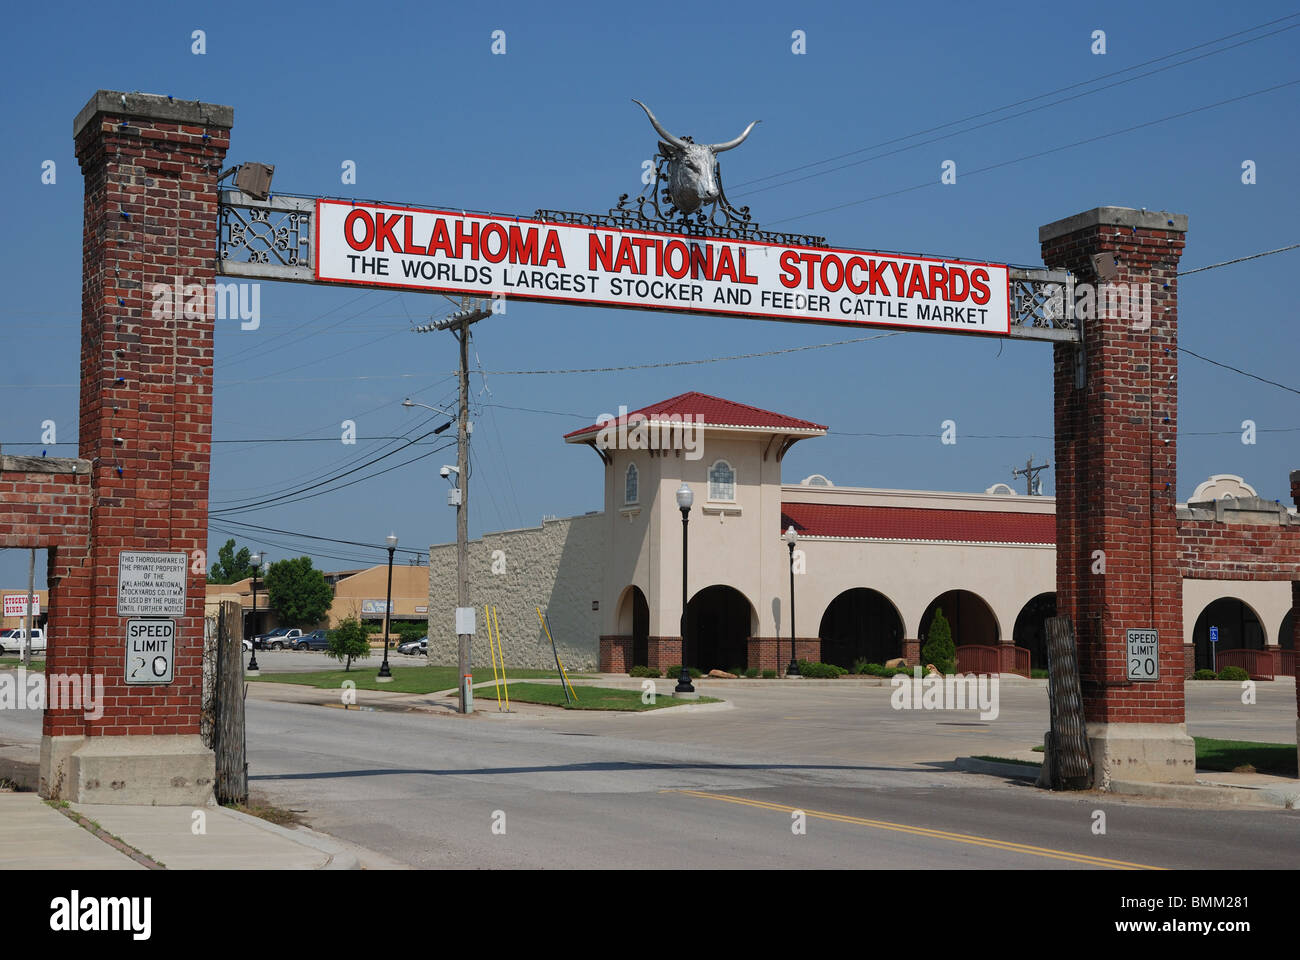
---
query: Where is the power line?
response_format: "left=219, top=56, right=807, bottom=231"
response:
left=210, top=518, right=427, bottom=557
left=733, top=20, right=1300, bottom=201
left=730, top=14, right=1300, bottom=192
left=1178, top=242, right=1300, bottom=276
left=768, top=78, right=1300, bottom=226
left=1179, top=347, right=1300, bottom=396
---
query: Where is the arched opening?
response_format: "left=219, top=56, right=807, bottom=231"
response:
left=919, top=590, right=999, bottom=647
left=817, top=588, right=904, bottom=669
left=1013, top=593, right=1056, bottom=670
left=1280, top=609, right=1294, bottom=651
left=616, top=585, right=650, bottom=667
left=686, top=585, right=753, bottom=672
left=1192, top=598, right=1265, bottom=671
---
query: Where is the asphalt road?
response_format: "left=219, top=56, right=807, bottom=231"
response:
left=2, top=671, right=1296, bottom=868
left=241, top=681, right=1299, bottom=870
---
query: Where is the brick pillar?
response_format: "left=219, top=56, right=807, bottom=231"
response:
left=40, top=91, right=232, bottom=804
left=1292, top=470, right=1300, bottom=771
left=1042, top=207, right=1194, bottom=785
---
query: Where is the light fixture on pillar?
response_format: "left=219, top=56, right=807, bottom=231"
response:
left=378, top=533, right=397, bottom=682
left=233, top=162, right=275, bottom=200
left=784, top=526, right=800, bottom=678
left=675, top=483, right=695, bottom=695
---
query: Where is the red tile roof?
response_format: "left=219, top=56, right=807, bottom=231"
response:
left=565, top=391, right=827, bottom=440
left=781, top=502, right=1055, bottom=545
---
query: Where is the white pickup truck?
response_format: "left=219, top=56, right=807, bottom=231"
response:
left=0, top=627, right=46, bottom=654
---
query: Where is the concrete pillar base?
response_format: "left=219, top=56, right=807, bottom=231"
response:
left=40, top=734, right=214, bottom=805
left=1089, top=722, right=1196, bottom=789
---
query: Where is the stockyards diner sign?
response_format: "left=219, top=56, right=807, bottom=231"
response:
left=314, top=200, right=1011, bottom=336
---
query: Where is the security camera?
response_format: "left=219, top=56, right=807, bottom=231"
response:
left=440, top=465, right=459, bottom=478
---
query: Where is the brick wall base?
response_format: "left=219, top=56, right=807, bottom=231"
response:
left=599, top=635, right=632, bottom=673
left=748, top=637, right=821, bottom=675
left=647, top=637, right=681, bottom=674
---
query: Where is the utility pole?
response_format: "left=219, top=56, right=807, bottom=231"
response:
left=1012, top=456, right=1050, bottom=496
left=23, top=548, right=34, bottom=669
left=417, top=296, right=491, bottom=713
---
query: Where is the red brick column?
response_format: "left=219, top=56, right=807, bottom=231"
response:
left=1042, top=207, right=1193, bottom=784
left=647, top=637, right=681, bottom=674
left=1293, top=471, right=1300, bottom=753
left=598, top=635, right=632, bottom=673
left=40, top=91, right=232, bottom=803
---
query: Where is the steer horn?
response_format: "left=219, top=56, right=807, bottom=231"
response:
left=631, top=99, right=687, bottom=151
left=710, top=120, right=760, bottom=153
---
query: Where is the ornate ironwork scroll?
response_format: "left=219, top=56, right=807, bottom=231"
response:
left=216, top=190, right=314, bottom=282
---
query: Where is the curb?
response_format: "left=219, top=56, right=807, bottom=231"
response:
left=214, top=806, right=359, bottom=870
left=1106, top=778, right=1300, bottom=809
left=954, top=757, right=1041, bottom=780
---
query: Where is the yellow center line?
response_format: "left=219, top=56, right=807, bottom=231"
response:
left=667, top=789, right=1164, bottom=870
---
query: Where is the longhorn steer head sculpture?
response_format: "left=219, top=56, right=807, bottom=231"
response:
left=632, top=99, right=759, bottom=216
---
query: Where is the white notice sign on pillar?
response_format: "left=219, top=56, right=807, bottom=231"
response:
left=116, top=551, right=188, bottom=617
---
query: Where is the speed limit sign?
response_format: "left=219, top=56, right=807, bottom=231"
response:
left=125, top=618, right=175, bottom=685
left=1126, top=629, right=1158, bottom=681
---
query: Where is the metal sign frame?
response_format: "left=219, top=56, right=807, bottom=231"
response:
left=217, top=190, right=1079, bottom=344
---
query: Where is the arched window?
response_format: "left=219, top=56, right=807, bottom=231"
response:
left=708, top=460, right=736, bottom=501
left=624, top=463, right=638, bottom=505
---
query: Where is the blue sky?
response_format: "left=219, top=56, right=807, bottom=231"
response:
left=2, top=0, right=1298, bottom=586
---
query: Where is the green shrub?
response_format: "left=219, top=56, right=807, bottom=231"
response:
left=391, top=620, right=427, bottom=643
left=326, top=617, right=372, bottom=671
left=1030, top=668, right=1049, bottom=679
left=922, top=608, right=956, bottom=675
left=761, top=669, right=777, bottom=679
left=1217, top=666, right=1249, bottom=681
left=1192, top=669, right=1217, bottom=680
left=664, top=664, right=702, bottom=679
left=851, top=657, right=871, bottom=675
left=797, top=659, right=847, bottom=679
left=728, top=666, right=745, bottom=677
left=744, top=666, right=759, bottom=678
left=628, top=665, right=661, bottom=678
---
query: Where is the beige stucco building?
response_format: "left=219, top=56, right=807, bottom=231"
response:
left=423, top=392, right=1296, bottom=677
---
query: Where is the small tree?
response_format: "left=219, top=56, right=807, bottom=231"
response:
left=264, top=556, right=333, bottom=626
left=208, top=538, right=259, bottom=584
left=922, top=607, right=956, bottom=674
left=327, top=617, right=371, bottom=671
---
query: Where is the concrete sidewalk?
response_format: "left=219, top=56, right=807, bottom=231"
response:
left=0, top=790, right=404, bottom=869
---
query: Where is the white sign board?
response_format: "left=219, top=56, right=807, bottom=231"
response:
left=125, top=618, right=175, bottom=684
left=315, top=201, right=1011, bottom=336
left=3, top=594, right=39, bottom=618
left=116, top=551, right=188, bottom=617
left=1126, top=629, right=1159, bottom=681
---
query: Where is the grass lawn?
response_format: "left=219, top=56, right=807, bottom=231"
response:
left=1194, top=737, right=1297, bottom=776
left=0, top=658, right=45, bottom=671
left=1029, top=738, right=1296, bottom=776
left=482, top=681, right=719, bottom=712
left=249, top=665, right=591, bottom=695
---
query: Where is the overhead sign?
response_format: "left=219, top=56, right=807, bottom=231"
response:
left=1126, top=629, right=1159, bottom=682
left=3, top=594, right=39, bottom=618
left=116, top=551, right=188, bottom=617
left=315, top=201, right=1011, bottom=336
left=125, top=619, right=175, bottom=685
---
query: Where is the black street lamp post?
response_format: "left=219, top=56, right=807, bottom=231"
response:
left=784, top=526, right=800, bottom=678
left=247, top=552, right=264, bottom=674
left=675, top=483, right=695, bottom=694
left=378, top=533, right=397, bottom=681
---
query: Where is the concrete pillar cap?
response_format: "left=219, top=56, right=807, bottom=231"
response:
left=1039, top=206, right=1188, bottom=243
left=74, top=90, right=233, bottom=138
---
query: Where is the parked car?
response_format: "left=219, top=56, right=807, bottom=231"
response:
left=252, top=627, right=303, bottom=650
left=0, top=628, right=46, bottom=654
left=294, top=629, right=330, bottom=651
left=397, top=637, right=427, bottom=656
